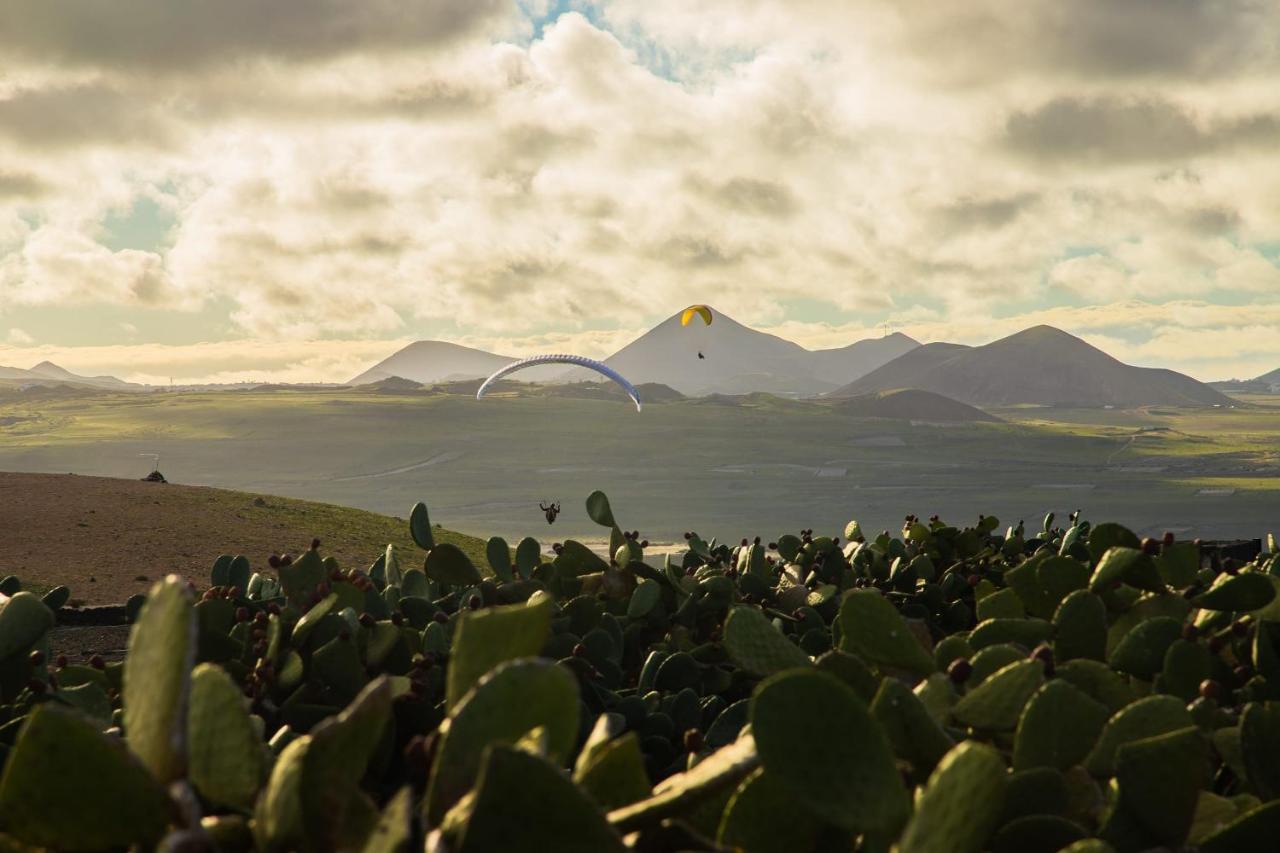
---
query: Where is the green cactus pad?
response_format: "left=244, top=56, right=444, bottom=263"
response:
left=1003, top=559, right=1057, bottom=619
left=279, top=549, right=328, bottom=609
left=1193, top=572, right=1277, bottom=612
left=952, top=660, right=1045, bottom=731
left=1241, top=702, right=1280, bottom=800
left=514, top=536, right=541, bottom=576
left=814, top=649, right=880, bottom=702
left=1105, top=592, right=1190, bottom=658
left=39, top=585, right=70, bottom=612
left=1055, top=660, right=1133, bottom=714
left=969, top=617, right=1053, bottom=651
left=400, top=568, right=430, bottom=599
left=426, top=659, right=580, bottom=822
left=1110, top=616, right=1183, bottom=680
left=989, top=815, right=1087, bottom=853
left=1086, top=523, right=1142, bottom=564
left=627, top=578, right=662, bottom=619
left=836, top=589, right=935, bottom=676
left=585, top=490, right=618, bottom=528
left=1013, top=680, right=1110, bottom=771
left=0, top=591, right=54, bottom=660
left=312, top=636, right=366, bottom=700
left=976, top=588, right=1026, bottom=621
left=705, top=699, right=751, bottom=749
left=445, top=596, right=553, bottom=710
left=257, top=678, right=393, bottom=850
left=1000, top=766, right=1068, bottom=822
left=1160, top=638, right=1212, bottom=702
left=717, top=768, right=823, bottom=853
left=0, top=705, right=171, bottom=850
left=1157, top=542, right=1200, bottom=588
left=362, top=787, right=414, bottom=853
left=483, top=536, right=512, bottom=582
left=424, top=542, right=483, bottom=586
left=969, top=644, right=1027, bottom=685
left=409, top=501, right=435, bottom=551
left=1059, top=842, right=1118, bottom=853
left=188, top=662, right=268, bottom=810
left=1198, top=800, right=1280, bottom=853
left=1090, top=547, right=1164, bottom=593
left=871, top=677, right=954, bottom=778
left=1084, top=694, right=1195, bottom=777
left=1110, top=726, right=1207, bottom=848
left=722, top=605, right=811, bottom=678
left=896, top=741, right=1007, bottom=853
left=290, top=592, right=338, bottom=649
left=457, top=744, right=626, bottom=853
left=123, top=575, right=195, bottom=784
left=608, top=734, right=759, bottom=833
left=750, top=669, right=907, bottom=834
left=58, top=681, right=113, bottom=725
left=573, top=730, right=651, bottom=812
left=553, top=540, right=610, bottom=577
left=1188, top=791, right=1242, bottom=845
left=1053, top=590, right=1108, bottom=662
left=1036, top=556, right=1091, bottom=607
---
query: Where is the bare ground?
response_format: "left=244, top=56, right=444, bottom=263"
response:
left=0, top=472, right=486, bottom=606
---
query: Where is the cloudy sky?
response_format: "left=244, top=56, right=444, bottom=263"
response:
left=1, top=0, right=1278, bottom=383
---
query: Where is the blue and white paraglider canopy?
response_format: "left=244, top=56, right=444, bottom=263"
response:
left=475, top=354, right=642, bottom=412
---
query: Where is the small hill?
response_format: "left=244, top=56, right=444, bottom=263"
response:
left=0, top=361, right=142, bottom=391
left=834, top=389, right=1002, bottom=423
left=0, top=473, right=488, bottom=605
left=833, top=326, right=1233, bottom=408
left=349, top=341, right=515, bottom=386
left=830, top=342, right=972, bottom=394
left=26, top=361, right=140, bottom=391
left=536, top=381, right=685, bottom=405
left=789, top=332, right=922, bottom=386
left=357, top=376, right=429, bottom=394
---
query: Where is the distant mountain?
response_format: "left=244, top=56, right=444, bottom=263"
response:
left=834, top=389, right=1003, bottom=422
left=790, top=332, right=921, bottom=386
left=348, top=341, right=515, bottom=386
left=833, top=326, right=1234, bottom=408
left=558, top=308, right=920, bottom=396
left=1254, top=367, right=1280, bottom=385
left=0, top=361, right=141, bottom=391
left=25, top=361, right=140, bottom=391
left=351, top=309, right=920, bottom=396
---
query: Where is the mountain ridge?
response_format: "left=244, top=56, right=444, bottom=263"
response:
left=350, top=307, right=920, bottom=395
left=834, top=325, right=1232, bottom=407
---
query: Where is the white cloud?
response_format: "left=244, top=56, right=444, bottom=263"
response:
left=0, top=2, right=1277, bottom=380
left=5, top=328, right=34, bottom=345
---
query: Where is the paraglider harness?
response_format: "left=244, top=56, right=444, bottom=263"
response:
left=540, top=501, right=561, bottom=525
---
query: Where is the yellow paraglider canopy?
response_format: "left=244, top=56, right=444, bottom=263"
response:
left=681, top=305, right=713, bottom=326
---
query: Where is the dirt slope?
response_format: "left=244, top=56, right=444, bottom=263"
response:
left=0, top=472, right=486, bottom=605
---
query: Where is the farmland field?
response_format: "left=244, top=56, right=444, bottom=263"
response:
left=1, top=387, right=1278, bottom=543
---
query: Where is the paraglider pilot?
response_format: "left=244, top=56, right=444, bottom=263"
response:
left=540, top=501, right=561, bottom=525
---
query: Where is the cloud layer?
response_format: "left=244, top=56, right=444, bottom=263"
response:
left=1, top=0, right=1278, bottom=382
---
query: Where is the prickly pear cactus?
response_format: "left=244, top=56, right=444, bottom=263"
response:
left=0, top=501, right=1277, bottom=851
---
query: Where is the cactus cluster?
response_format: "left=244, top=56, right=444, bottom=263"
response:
left=0, top=494, right=1279, bottom=851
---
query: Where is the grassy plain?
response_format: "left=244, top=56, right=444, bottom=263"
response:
left=1, top=387, right=1277, bottom=545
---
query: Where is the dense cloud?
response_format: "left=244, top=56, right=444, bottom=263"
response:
left=0, top=1, right=1279, bottom=381
left=0, top=0, right=512, bottom=69
left=1004, top=96, right=1280, bottom=163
